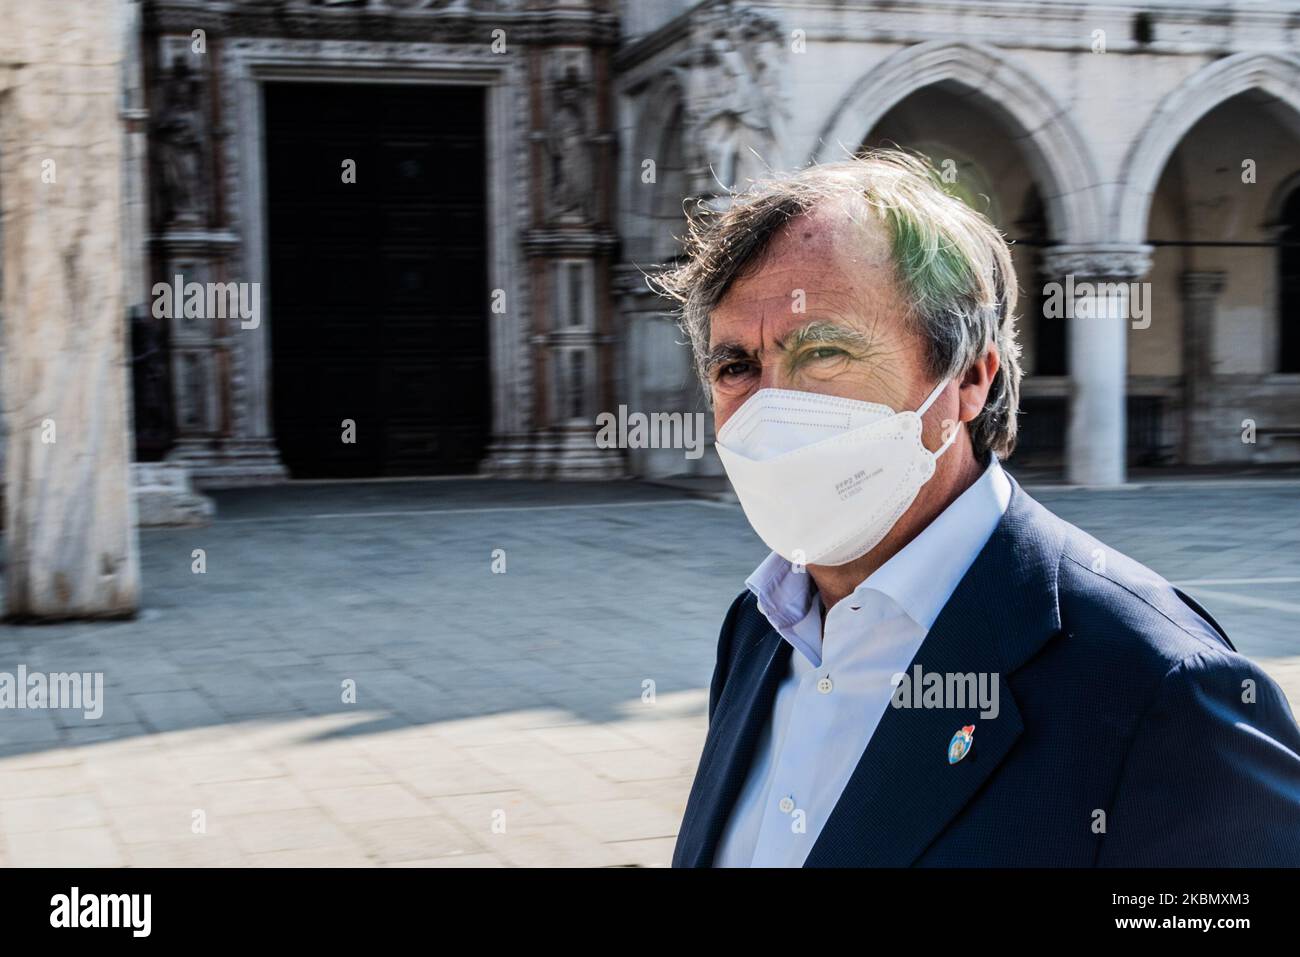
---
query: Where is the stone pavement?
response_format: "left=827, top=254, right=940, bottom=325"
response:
left=0, top=476, right=1297, bottom=867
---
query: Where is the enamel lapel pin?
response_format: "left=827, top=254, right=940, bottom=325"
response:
left=948, top=724, right=975, bottom=764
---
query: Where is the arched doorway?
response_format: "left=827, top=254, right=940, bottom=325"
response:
left=1140, top=88, right=1300, bottom=465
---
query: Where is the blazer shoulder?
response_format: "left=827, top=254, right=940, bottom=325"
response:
left=1052, top=513, right=1232, bottom=658
left=1097, top=642, right=1300, bottom=865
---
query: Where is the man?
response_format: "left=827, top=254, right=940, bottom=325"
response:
left=653, top=150, right=1300, bottom=867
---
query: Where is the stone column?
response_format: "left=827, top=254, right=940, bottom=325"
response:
left=0, top=0, right=140, bottom=618
left=485, top=47, right=622, bottom=479
left=147, top=31, right=286, bottom=486
left=1041, top=244, right=1153, bottom=486
left=1180, top=271, right=1226, bottom=465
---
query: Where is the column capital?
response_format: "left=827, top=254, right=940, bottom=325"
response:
left=1040, top=243, right=1154, bottom=281
left=1181, top=269, right=1227, bottom=300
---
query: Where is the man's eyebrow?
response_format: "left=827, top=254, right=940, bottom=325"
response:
left=702, top=342, right=753, bottom=371
left=776, top=320, right=870, bottom=350
left=705, top=321, right=871, bottom=370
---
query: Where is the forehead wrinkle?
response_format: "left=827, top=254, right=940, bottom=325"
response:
left=710, top=293, right=879, bottom=357
left=714, top=276, right=864, bottom=332
left=710, top=211, right=900, bottom=356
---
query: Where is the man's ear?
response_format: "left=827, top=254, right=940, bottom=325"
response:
left=957, top=346, right=1000, bottom=424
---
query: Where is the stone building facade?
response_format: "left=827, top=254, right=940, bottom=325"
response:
left=618, top=0, right=1300, bottom=485
left=138, top=0, right=624, bottom=482
left=4, top=0, right=1300, bottom=522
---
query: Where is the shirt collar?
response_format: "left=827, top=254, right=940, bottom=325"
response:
left=744, top=548, right=824, bottom=667
left=745, top=456, right=1012, bottom=665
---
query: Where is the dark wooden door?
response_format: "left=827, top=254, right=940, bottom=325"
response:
left=265, top=83, right=490, bottom=477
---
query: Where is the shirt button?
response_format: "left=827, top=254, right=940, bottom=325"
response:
left=817, top=676, right=833, bottom=694
left=778, top=796, right=795, bottom=814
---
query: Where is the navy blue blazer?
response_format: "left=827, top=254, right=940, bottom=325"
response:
left=673, top=474, right=1300, bottom=866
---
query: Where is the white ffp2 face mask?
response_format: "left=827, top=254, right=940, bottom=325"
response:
left=714, top=379, right=958, bottom=567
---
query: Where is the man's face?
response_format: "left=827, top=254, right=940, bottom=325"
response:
left=706, top=204, right=932, bottom=432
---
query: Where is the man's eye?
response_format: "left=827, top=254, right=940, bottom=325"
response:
left=717, top=361, right=754, bottom=380
left=808, top=347, right=843, bottom=360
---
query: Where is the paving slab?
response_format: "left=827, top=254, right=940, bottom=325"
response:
left=0, top=477, right=1296, bottom=866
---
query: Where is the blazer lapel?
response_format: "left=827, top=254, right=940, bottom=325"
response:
left=673, top=617, right=793, bottom=867
left=803, top=476, right=1066, bottom=867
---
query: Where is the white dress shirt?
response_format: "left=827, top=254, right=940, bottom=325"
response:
left=713, top=456, right=1012, bottom=867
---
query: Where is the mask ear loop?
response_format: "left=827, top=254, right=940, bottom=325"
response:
left=916, top=379, right=960, bottom=458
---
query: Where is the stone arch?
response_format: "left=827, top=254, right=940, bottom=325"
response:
left=810, top=41, right=1104, bottom=242
left=1116, top=52, right=1300, bottom=241
left=625, top=69, right=691, bottom=263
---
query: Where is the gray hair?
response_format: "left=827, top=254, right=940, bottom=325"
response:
left=649, top=148, right=1023, bottom=459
